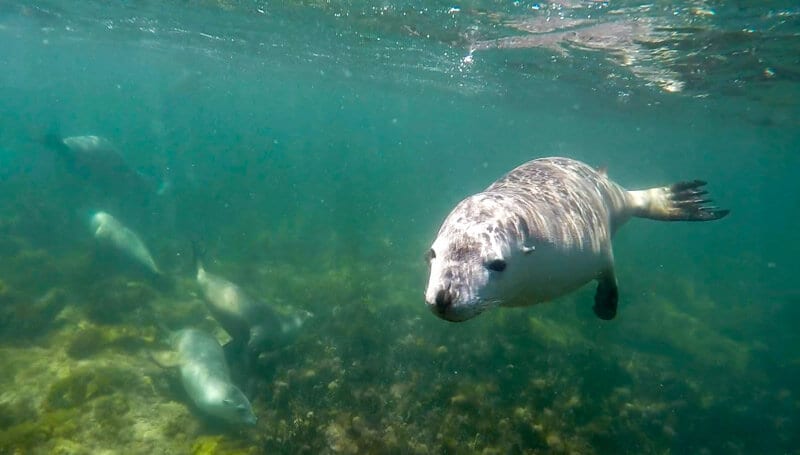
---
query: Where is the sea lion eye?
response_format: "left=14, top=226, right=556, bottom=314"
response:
left=424, top=248, right=436, bottom=263
left=486, top=259, right=506, bottom=272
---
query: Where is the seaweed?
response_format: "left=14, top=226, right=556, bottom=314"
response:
left=66, top=324, right=155, bottom=359
left=0, top=287, right=67, bottom=343
left=84, top=279, right=158, bottom=324
left=0, top=408, right=80, bottom=452
left=0, top=204, right=795, bottom=454
left=44, top=366, right=132, bottom=410
left=190, top=435, right=258, bottom=455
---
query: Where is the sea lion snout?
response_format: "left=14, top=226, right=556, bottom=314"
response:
left=426, top=284, right=476, bottom=322
left=425, top=283, right=456, bottom=319
left=434, top=288, right=453, bottom=313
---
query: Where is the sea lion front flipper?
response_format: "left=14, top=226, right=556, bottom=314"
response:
left=593, top=269, right=618, bottom=320
left=150, top=350, right=181, bottom=368
left=222, top=338, right=250, bottom=369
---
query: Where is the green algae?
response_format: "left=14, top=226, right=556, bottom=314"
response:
left=191, top=435, right=258, bottom=455
left=45, top=366, right=133, bottom=410
left=618, top=290, right=752, bottom=374
left=6, top=247, right=65, bottom=294
left=0, top=400, right=37, bottom=430
left=84, top=279, right=158, bottom=324
left=66, top=323, right=156, bottom=359
left=66, top=325, right=109, bottom=359
left=0, top=408, right=80, bottom=452
left=0, top=219, right=794, bottom=454
left=0, top=287, right=67, bottom=343
left=527, top=312, right=588, bottom=348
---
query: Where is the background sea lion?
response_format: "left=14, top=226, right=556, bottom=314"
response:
left=43, top=134, right=173, bottom=238
left=46, top=134, right=165, bottom=198
left=192, top=244, right=309, bottom=359
left=91, top=211, right=161, bottom=275
left=424, top=157, right=729, bottom=322
left=153, top=328, right=257, bottom=426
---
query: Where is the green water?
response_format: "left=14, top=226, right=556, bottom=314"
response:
left=0, top=1, right=798, bottom=454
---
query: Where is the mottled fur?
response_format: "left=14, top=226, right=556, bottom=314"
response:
left=425, top=157, right=728, bottom=322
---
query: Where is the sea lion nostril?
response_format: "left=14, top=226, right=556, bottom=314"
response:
left=435, top=289, right=452, bottom=310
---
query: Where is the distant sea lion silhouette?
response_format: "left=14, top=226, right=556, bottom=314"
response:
left=45, top=134, right=166, bottom=196
left=424, top=157, right=729, bottom=322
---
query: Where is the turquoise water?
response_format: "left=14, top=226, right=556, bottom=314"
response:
left=1, top=1, right=798, bottom=453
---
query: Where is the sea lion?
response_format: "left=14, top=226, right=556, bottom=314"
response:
left=46, top=134, right=165, bottom=197
left=192, top=245, right=308, bottom=357
left=153, top=328, right=257, bottom=426
left=424, top=157, right=729, bottom=322
left=91, top=211, right=161, bottom=275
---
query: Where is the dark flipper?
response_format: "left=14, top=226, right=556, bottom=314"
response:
left=632, top=180, right=730, bottom=222
left=190, top=239, right=208, bottom=273
left=223, top=338, right=257, bottom=395
left=666, top=180, right=730, bottom=221
left=593, top=271, right=618, bottom=320
left=223, top=338, right=251, bottom=373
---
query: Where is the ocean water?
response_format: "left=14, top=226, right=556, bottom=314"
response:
left=0, top=1, right=798, bottom=454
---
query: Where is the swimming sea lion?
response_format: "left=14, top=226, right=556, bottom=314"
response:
left=153, top=328, right=257, bottom=426
left=91, top=211, right=161, bottom=275
left=192, top=245, right=307, bottom=357
left=424, top=157, right=729, bottom=322
left=46, top=134, right=164, bottom=196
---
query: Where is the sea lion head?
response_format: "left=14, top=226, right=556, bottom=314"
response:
left=90, top=211, right=110, bottom=230
left=90, top=211, right=115, bottom=237
left=205, top=383, right=258, bottom=426
left=62, top=135, right=111, bottom=153
left=424, top=195, right=519, bottom=322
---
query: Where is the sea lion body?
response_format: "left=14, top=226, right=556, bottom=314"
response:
left=424, top=157, right=728, bottom=322
left=169, top=328, right=257, bottom=425
left=91, top=211, right=160, bottom=275
left=56, top=135, right=160, bottom=196
left=194, top=258, right=306, bottom=355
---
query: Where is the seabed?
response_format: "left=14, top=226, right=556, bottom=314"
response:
left=0, top=221, right=796, bottom=454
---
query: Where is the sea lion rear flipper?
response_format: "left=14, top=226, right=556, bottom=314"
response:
left=628, top=180, right=730, bottom=221
left=593, top=270, right=618, bottom=320
left=190, top=239, right=208, bottom=274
